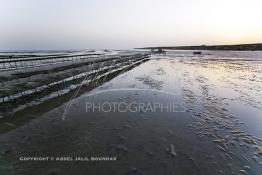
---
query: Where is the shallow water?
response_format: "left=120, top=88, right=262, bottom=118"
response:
left=0, top=50, right=262, bottom=175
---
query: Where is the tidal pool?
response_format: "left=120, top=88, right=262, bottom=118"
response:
left=0, top=50, right=262, bottom=175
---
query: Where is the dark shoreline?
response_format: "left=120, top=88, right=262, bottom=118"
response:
left=138, top=43, right=262, bottom=51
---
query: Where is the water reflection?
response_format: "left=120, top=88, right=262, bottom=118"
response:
left=0, top=50, right=262, bottom=175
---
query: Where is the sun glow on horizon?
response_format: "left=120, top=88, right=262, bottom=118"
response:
left=0, top=0, right=261, bottom=49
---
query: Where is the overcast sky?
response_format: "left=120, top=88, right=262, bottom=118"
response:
left=0, top=0, right=262, bottom=50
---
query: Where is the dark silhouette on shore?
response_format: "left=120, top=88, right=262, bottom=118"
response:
left=139, top=43, right=262, bottom=51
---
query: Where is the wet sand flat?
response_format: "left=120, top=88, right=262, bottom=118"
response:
left=0, top=50, right=262, bottom=175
